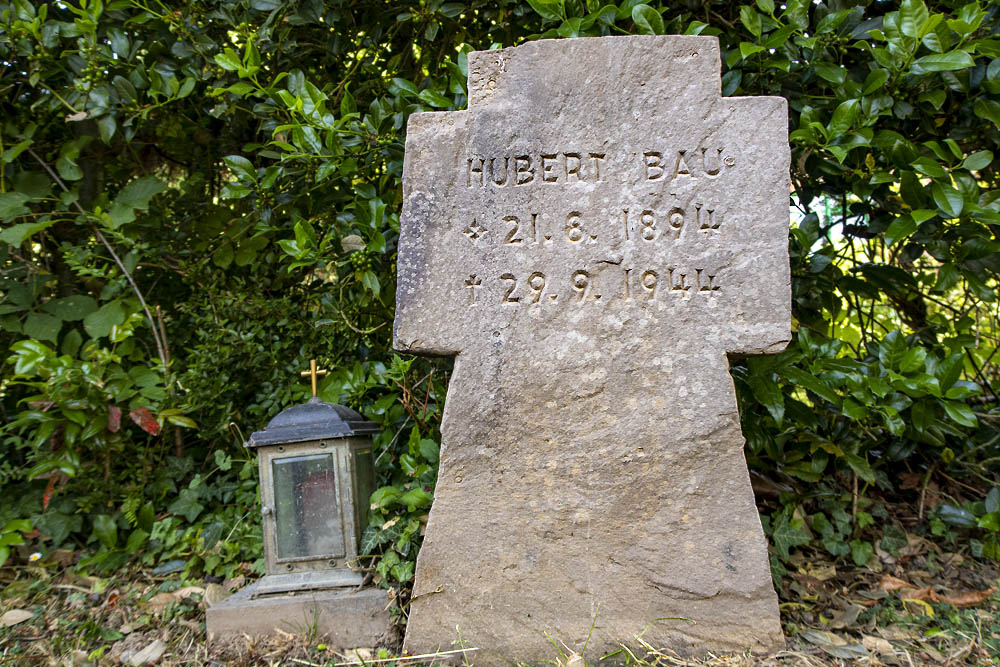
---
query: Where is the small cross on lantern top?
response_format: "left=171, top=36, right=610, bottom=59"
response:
left=300, top=359, right=328, bottom=398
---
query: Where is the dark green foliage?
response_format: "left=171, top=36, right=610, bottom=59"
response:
left=1, top=0, right=998, bottom=609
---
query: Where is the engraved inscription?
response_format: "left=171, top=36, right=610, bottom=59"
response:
left=466, top=152, right=605, bottom=187
left=465, top=267, right=721, bottom=306
left=643, top=147, right=729, bottom=181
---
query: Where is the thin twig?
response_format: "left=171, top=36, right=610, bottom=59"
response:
left=27, top=148, right=168, bottom=366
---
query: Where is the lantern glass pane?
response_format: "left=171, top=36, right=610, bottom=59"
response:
left=272, top=453, right=345, bottom=560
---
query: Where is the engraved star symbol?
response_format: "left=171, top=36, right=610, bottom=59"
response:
left=462, top=220, right=487, bottom=243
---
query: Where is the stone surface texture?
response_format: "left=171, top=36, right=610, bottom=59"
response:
left=395, top=35, right=790, bottom=663
left=205, top=583, right=392, bottom=645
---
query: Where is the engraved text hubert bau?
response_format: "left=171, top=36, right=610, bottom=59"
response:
left=460, top=147, right=735, bottom=308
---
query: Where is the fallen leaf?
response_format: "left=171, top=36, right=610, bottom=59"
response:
left=805, top=563, right=838, bottom=581
left=935, top=586, right=997, bottom=608
left=222, top=574, right=244, bottom=592
left=800, top=629, right=869, bottom=659
left=128, top=639, right=167, bottom=666
left=829, top=603, right=865, bottom=629
left=203, top=583, right=228, bottom=608
left=879, top=574, right=916, bottom=591
left=861, top=634, right=894, bottom=655
left=879, top=624, right=920, bottom=641
left=0, top=609, right=33, bottom=627
left=173, top=585, right=205, bottom=599
left=140, top=592, right=176, bottom=614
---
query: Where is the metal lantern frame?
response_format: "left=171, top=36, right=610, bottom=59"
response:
left=245, top=396, right=378, bottom=597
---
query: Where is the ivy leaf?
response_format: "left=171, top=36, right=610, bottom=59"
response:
left=167, top=488, right=204, bottom=522
left=771, top=514, right=811, bottom=560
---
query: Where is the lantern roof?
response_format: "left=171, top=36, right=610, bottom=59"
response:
left=246, top=397, right=379, bottom=448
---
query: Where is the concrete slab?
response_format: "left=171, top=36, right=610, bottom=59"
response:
left=206, top=582, right=394, bottom=647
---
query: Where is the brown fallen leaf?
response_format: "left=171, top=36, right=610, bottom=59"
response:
left=0, top=609, right=33, bottom=627
left=140, top=592, right=177, bottom=614
left=879, top=574, right=916, bottom=591
left=935, top=586, right=997, bottom=608
left=861, top=634, right=895, bottom=655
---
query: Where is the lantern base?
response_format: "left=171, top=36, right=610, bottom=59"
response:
left=206, top=582, right=393, bottom=647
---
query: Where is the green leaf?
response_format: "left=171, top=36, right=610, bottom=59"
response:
left=416, top=89, right=452, bottom=108
left=780, top=367, right=842, bottom=406
left=828, top=98, right=858, bottom=137
left=0, top=192, right=31, bottom=218
left=0, top=220, right=57, bottom=246
left=125, top=528, right=148, bottom=554
left=167, top=488, right=204, bottom=522
left=974, top=98, right=1000, bottom=129
left=83, top=299, right=125, bottom=339
left=911, top=51, right=975, bottom=74
left=899, top=347, right=927, bottom=373
left=739, top=6, right=762, bottom=37
left=850, top=539, right=874, bottom=566
left=843, top=453, right=876, bottom=484
left=770, top=513, right=811, bottom=560
left=899, top=0, right=929, bottom=39
left=962, top=150, right=993, bottom=171
left=931, top=183, right=963, bottom=218
left=987, top=487, right=1000, bottom=515
left=116, top=176, right=167, bottom=210
left=23, top=312, right=62, bottom=343
left=884, top=215, right=916, bottom=247
left=941, top=400, right=977, bottom=427
left=862, top=69, right=889, bottom=95
left=390, top=78, right=419, bottom=96
left=879, top=331, right=907, bottom=370
left=56, top=156, right=83, bottom=181
left=632, top=5, right=664, bottom=35
left=526, top=0, right=563, bottom=22
left=223, top=155, right=256, bottom=181
left=215, top=49, right=241, bottom=71
left=911, top=156, right=947, bottom=179
left=748, top=373, right=784, bottom=422
left=419, top=438, right=440, bottom=464
left=937, top=504, right=977, bottom=527
left=398, top=487, right=433, bottom=512
left=813, top=63, right=846, bottom=85
left=92, top=514, right=117, bottom=549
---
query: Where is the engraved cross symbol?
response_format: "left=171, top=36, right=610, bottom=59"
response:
left=464, top=274, right=482, bottom=304
left=462, top=219, right=486, bottom=243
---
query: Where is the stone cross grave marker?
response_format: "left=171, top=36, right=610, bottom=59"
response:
left=394, top=35, right=790, bottom=663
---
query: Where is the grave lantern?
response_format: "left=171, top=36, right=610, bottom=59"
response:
left=244, top=360, right=378, bottom=596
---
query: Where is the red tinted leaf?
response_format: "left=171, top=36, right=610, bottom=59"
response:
left=43, top=476, right=57, bottom=510
left=129, top=408, right=161, bottom=436
left=108, top=406, right=122, bottom=433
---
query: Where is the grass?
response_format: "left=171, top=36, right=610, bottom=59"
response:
left=2, top=554, right=997, bottom=665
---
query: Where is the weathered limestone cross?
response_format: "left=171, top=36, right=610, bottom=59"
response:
left=395, top=36, right=790, bottom=663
